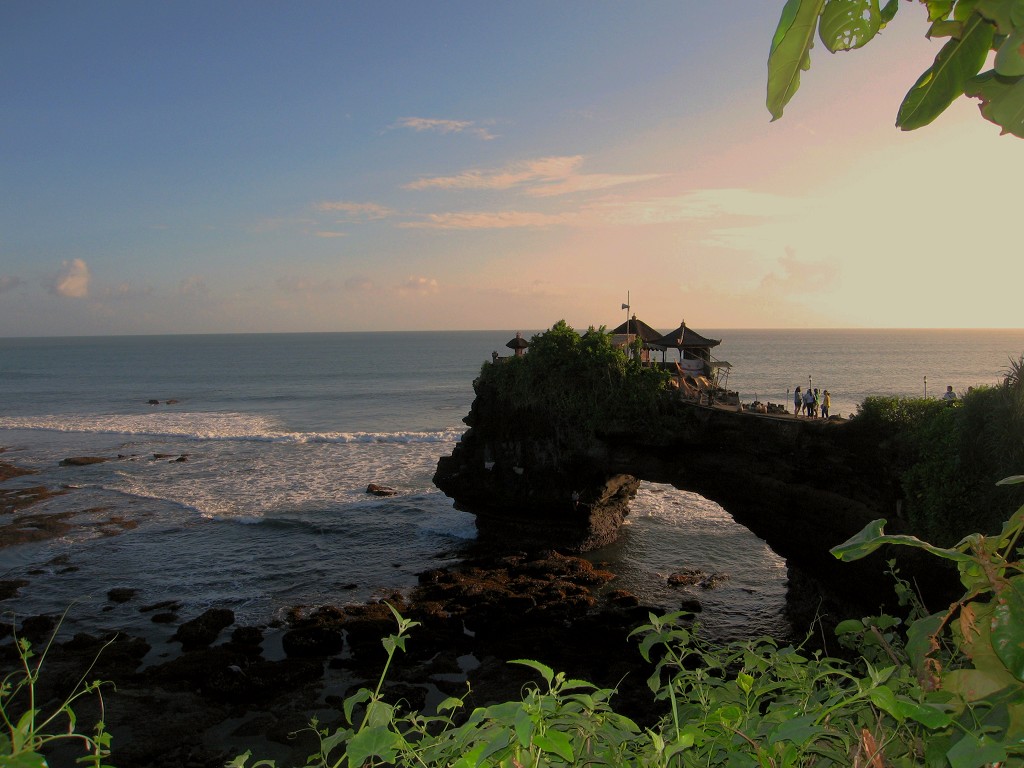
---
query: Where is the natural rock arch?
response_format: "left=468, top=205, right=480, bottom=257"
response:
left=434, top=399, right=943, bottom=608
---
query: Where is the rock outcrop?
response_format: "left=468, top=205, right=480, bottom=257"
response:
left=435, top=388, right=952, bottom=608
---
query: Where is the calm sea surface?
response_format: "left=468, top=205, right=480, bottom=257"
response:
left=1, top=329, right=1022, bottom=645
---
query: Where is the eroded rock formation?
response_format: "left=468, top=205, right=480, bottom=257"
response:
left=435, top=391, right=951, bottom=607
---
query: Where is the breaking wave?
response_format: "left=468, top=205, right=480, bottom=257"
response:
left=0, top=412, right=463, bottom=444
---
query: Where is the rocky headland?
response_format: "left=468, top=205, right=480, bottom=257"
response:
left=433, top=372, right=956, bottom=610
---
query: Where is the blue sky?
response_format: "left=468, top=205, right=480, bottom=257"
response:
left=2, top=2, right=1021, bottom=336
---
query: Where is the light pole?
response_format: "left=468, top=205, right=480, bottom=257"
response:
left=924, top=375, right=927, bottom=398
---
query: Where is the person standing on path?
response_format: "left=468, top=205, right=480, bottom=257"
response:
left=793, top=386, right=802, bottom=416
left=821, top=390, right=831, bottom=419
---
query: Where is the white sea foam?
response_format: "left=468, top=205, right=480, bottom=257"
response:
left=0, top=413, right=463, bottom=444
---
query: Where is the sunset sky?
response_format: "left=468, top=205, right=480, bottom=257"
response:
left=2, top=2, right=1021, bottom=336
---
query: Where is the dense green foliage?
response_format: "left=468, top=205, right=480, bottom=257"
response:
left=848, top=363, right=1024, bottom=544
left=477, top=321, right=672, bottom=448
left=769, top=0, right=1024, bottom=137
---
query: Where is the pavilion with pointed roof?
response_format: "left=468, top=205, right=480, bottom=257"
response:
left=505, top=331, right=529, bottom=357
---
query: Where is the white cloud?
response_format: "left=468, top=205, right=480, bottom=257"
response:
left=314, top=201, right=394, bottom=220
left=405, top=154, right=663, bottom=199
left=392, top=117, right=496, bottom=140
left=0, top=275, right=22, bottom=293
left=49, top=258, right=90, bottom=298
left=404, top=156, right=584, bottom=192
left=314, top=231, right=348, bottom=238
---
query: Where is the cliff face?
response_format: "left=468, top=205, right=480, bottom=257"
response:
left=434, top=381, right=950, bottom=606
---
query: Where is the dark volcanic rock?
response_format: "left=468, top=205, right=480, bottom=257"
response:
left=108, top=587, right=138, bottom=603
left=59, top=456, right=109, bottom=466
left=171, top=608, right=235, bottom=650
left=282, top=626, right=343, bottom=658
left=366, top=483, right=398, bottom=496
left=434, top=380, right=958, bottom=608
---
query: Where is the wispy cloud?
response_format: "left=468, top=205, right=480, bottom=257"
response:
left=401, top=211, right=579, bottom=230
left=400, top=187, right=795, bottom=231
left=604, top=189, right=800, bottom=225
left=49, top=258, right=90, bottom=298
left=405, top=155, right=663, bottom=197
left=276, top=276, right=335, bottom=293
left=760, top=249, right=840, bottom=294
left=314, top=201, right=394, bottom=220
left=404, top=156, right=584, bottom=192
left=392, top=117, right=497, bottom=140
left=527, top=172, right=663, bottom=198
left=400, top=275, right=439, bottom=295
left=314, top=231, right=348, bottom=238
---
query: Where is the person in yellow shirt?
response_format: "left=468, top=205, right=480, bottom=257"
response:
left=821, top=390, right=831, bottom=418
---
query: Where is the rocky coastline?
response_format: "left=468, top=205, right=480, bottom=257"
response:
left=1, top=453, right=701, bottom=768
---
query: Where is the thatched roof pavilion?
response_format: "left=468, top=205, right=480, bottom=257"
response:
left=609, top=314, right=663, bottom=344
left=505, top=331, right=529, bottom=357
left=653, top=320, right=721, bottom=359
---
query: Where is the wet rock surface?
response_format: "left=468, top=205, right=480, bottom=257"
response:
left=1, top=545, right=668, bottom=768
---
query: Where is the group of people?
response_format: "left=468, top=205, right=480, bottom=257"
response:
left=793, top=385, right=830, bottom=418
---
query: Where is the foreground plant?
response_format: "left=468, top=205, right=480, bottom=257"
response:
left=232, top=603, right=647, bottom=767
left=232, top=479, right=1024, bottom=766
left=833, top=474, right=1024, bottom=766
left=768, top=0, right=1024, bottom=138
left=0, top=611, right=115, bottom=768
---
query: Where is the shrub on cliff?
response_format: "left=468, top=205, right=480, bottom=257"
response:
left=848, top=361, right=1024, bottom=544
left=477, top=321, right=671, bottom=447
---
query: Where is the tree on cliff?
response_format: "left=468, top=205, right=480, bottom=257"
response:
left=768, top=0, right=1024, bottom=137
left=479, top=321, right=671, bottom=447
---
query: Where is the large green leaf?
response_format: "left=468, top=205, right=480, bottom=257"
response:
left=345, top=727, right=403, bottom=766
left=995, top=28, right=1024, bottom=75
left=906, top=613, right=945, bottom=685
left=924, top=0, right=956, bottom=22
left=991, top=581, right=1024, bottom=680
left=819, top=0, right=882, bottom=51
left=534, top=730, right=575, bottom=762
left=965, top=70, right=1024, bottom=136
left=976, top=0, right=1018, bottom=33
left=947, top=732, right=1008, bottom=768
left=897, top=13, right=996, bottom=129
left=768, top=0, right=828, bottom=120
left=830, top=518, right=973, bottom=563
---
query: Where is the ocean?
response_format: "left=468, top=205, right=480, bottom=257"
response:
left=1, top=328, right=1022, bottom=648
